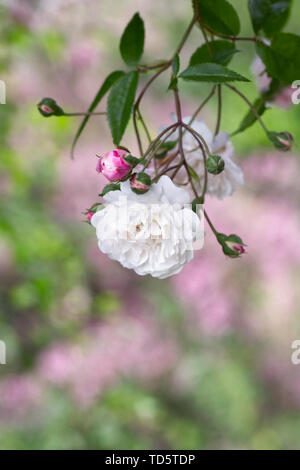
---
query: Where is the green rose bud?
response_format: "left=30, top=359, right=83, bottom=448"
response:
left=130, top=172, right=152, bottom=194
left=37, top=98, right=64, bottom=117
left=268, top=131, right=293, bottom=152
left=217, top=233, right=246, bottom=258
left=206, top=155, right=225, bottom=175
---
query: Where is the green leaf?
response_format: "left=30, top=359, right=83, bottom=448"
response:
left=158, top=141, right=177, bottom=151
left=71, top=70, right=124, bottom=158
left=232, top=97, right=267, bottom=135
left=100, top=183, right=121, bottom=197
left=120, top=12, right=145, bottom=66
left=155, top=140, right=177, bottom=159
left=189, top=40, right=237, bottom=66
left=168, top=77, right=178, bottom=91
left=196, top=0, right=240, bottom=36
left=256, top=33, right=300, bottom=84
left=187, top=165, right=200, bottom=182
left=264, top=1, right=291, bottom=36
left=248, top=0, right=291, bottom=36
left=172, top=54, right=180, bottom=75
left=179, top=63, right=250, bottom=83
left=248, top=0, right=271, bottom=34
left=124, top=154, right=141, bottom=167
left=107, top=71, right=139, bottom=146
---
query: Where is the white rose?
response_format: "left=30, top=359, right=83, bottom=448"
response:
left=91, top=176, right=201, bottom=279
left=163, top=117, right=244, bottom=199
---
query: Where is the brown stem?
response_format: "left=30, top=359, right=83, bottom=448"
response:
left=173, top=87, right=203, bottom=202
left=63, top=111, right=106, bottom=117
left=182, top=122, right=210, bottom=156
left=132, top=16, right=196, bottom=156
left=142, top=123, right=179, bottom=169
left=173, top=16, right=196, bottom=57
left=226, top=84, right=269, bottom=134
left=137, top=108, right=152, bottom=144
left=133, top=63, right=170, bottom=155
left=204, top=209, right=218, bottom=236
left=214, top=85, right=222, bottom=136
left=182, top=124, right=208, bottom=202
left=203, top=24, right=262, bottom=43
left=188, top=86, right=216, bottom=127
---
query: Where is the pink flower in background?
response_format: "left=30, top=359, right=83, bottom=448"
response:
left=38, top=314, right=177, bottom=407
left=173, top=255, right=235, bottom=336
left=54, top=144, right=105, bottom=220
left=68, top=42, right=99, bottom=68
left=173, top=154, right=300, bottom=336
left=243, top=153, right=298, bottom=189
left=251, top=56, right=293, bottom=109
left=37, top=344, right=82, bottom=386
left=0, top=375, right=41, bottom=421
left=7, top=0, right=34, bottom=27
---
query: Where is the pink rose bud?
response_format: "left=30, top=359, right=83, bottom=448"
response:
left=277, top=132, right=293, bottom=152
left=37, top=98, right=64, bottom=117
left=227, top=243, right=246, bottom=255
left=96, top=149, right=132, bottom=182
left=217, top=233, right=246, bottom=258
left=87, top=211, right=94, bottom=222
left=130, top=172, right=151, bottom=194
left=268, top=131, right=293, bottom=152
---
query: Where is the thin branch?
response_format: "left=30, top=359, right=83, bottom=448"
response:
left=204, top=209, right=218, bottom=236
left=214, top=85, right=222, bottom=136
left=142, top=123, right=179, bottom=169
left=202, top=25, right=262, bottom=43
left=63, top=112, right=106, bottom=117
left=188, top=86, right=216, bottom=126
left=132, top=16, right=196, bottom=156
left=182, top=124, right=208, bottom=202
left=226, top=84, right=269, bottom=134
left=133, top=63, right=170, bottom=155
left=173, top=16, right=196, bottom=57
left=137, top=108, right=152, bottom=144
left=182, top=122, right=210, bottom=156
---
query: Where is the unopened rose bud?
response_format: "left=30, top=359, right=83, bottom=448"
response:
left=83, top=203, right=102, bottom=223
left=96, top=149, right=132, bottom=182
left=87, top=211, right=94, bottom=222
left=217, top=233, right=246, bottom=258
left=206, top=155, right=225, bottom=175
left=37, top=98, right=64, bottom=117
left=225, top=241, right=246, bottom=256
left=268, top=131, right=293, bottom=152
left=130, top=172, right=151, bottom=194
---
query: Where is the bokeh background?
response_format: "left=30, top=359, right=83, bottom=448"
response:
left=1, top=0, right=300, bottom=450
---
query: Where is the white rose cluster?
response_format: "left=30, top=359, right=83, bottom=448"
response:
left=91, top=176, right=202, bottom=279
left=165, top=117, right=244, bottom=199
